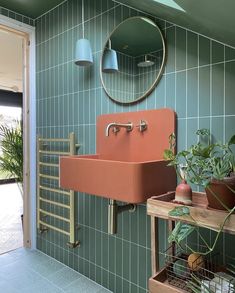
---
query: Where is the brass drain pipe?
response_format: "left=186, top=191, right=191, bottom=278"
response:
left=108, top=199, right=136, bottom=234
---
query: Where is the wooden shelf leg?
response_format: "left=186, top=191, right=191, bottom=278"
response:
left=151, top=216, right=159, bottom=275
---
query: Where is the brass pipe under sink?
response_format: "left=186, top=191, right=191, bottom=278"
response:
left=108, top=199, right=136, bottom=234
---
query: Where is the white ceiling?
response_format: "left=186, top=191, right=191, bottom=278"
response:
left=0, top=29, right=23, bottom=93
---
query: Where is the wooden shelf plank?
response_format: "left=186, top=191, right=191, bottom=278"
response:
left=149, top=269, right=186, bottom=293
left=147, top=191, right=235, bottom=235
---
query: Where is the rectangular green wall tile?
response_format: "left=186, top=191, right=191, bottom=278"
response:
left=176, top=27, right=186, bottom=71
left=187, top=31, right=198, bottom=68
left=29, top=1, right=235, bottom=293
left=199, top=36, right=211, bottom=66
left=212, top=41, right=224, bottom=64
left=212, top=63, right=224, bottom=116
left=225, top=61, right=235, bottom=115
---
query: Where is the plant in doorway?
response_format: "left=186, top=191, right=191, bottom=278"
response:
left=0, top=122, right=23, bottom=225
left=0, top=122, right=23, bottom=186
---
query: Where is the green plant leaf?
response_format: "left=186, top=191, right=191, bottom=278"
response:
left=168, top=221, right=182, bottom=243
left=169, top=206, right=190, bottom=217
left=191, top=144, right=214, bottom=158
left=163, top=149, right=174, bottom=160
left=213, top=159, right=231, bottom=179
left=177, top=223, right=196, bottom=243
left=196, top=129, right=210, bottom=136
left=169, top=132, right=176, bottom=149
left=228, top=134, right=235, bottom=145
left=168, top=222, right=195, bottom=243
left=177, top=150, right=190, bottom=157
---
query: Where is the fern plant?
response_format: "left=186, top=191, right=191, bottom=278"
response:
left=0, top=123, right=23, bottom=183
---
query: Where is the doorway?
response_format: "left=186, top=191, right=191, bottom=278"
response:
left=0, top=27, right=24, bottom=254
left=0, top=16, right=36, bottom=251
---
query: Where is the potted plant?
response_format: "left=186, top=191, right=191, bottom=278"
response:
left=163, top=129, right=235, bottom=291
left=164, top=129, right=235, bottom=210
left=0, top=122, right=23, bottom=196
left=163, top=129, right=235, bottom=255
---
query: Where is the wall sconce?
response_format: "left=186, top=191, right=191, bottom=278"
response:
left=102, top=39, right=119, bottom=73
left=74, top=0, right=93, bottom=66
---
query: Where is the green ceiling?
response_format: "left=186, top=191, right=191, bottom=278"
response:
left=0, top=0, right=65, bottom=19
left=114, top=0, right=235, bottom=48
left=0, top=0, right=235, bottom=48
left=111, top=17, right=163, bottom=57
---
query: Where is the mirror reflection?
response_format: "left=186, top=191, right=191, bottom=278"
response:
left=100, top=17, right=166, bottom=104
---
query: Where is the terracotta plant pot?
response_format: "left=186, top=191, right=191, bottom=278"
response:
left=206, top=174, right=235, bottom=210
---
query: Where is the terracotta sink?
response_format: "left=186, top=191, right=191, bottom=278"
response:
left=60, top=109, right=176, bottom=203
left=60, top=155, right=176, bottom=203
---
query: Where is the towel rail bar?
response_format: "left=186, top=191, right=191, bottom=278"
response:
left=39, top=221, right=70, bottom=236
left=39, top=197, right=70, bottom=209
left=39, top=209, right=70, bottom=222
left=37, top=133, right=80, bottom=248
left=39, top=162, right=59, bottom=167
left=38, top=138, right=70, bottom=142
left=39, top=174, right=59, bottom=180
left=39, top=185, right=70, bottom=195
left=39, top=150, right=70, bottom=155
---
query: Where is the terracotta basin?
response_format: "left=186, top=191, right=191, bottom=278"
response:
left=60, top=109, right=176, bottom=203
left=60, top=154, right=176, bottom=203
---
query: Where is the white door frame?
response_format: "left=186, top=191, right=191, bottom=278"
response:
left=0, top=14, right=36, bottom=249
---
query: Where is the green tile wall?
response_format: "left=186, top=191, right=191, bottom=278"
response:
left=0, top=6, right=34, bottom=26
left=35, top=0, right=235, bottom=292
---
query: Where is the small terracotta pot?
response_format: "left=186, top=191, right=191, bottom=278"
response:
left=174, top=179, right=192, bottom=205
left=206, top=174, right=235, bottom=210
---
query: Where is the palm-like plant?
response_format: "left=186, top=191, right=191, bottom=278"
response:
left=0, top=123, right=23, bottom=184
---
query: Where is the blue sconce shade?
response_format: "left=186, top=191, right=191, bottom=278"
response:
left=102, top=48, right=119, bottom=73
left=75, top=38, right=93, bottom=66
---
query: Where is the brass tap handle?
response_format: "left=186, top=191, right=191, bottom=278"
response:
left=136, top=120, right=148, bottom=132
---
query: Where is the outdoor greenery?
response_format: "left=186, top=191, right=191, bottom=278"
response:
left=0, top=123, right=23, bottom=183
left=0, top=169, right=11, bottom=180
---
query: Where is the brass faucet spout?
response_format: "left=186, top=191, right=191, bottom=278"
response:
left=105, top=122, right=133, bottom=136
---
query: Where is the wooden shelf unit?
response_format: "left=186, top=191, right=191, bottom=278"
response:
left=147, top=191, right=235, bottom=293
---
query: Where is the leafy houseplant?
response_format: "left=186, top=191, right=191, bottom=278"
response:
left=164, top=129, right=235, bottom=210
left=0, top=123, right=23, bottom=195
left=163, top=129, right=235, bottom=255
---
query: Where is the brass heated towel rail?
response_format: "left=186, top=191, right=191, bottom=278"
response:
left=37, top=133, right=80, bottom=248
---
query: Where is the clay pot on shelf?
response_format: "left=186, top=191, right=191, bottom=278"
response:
left=206, top=174, right=235, bottom=210
left=174, top=180, right=192, bottom=205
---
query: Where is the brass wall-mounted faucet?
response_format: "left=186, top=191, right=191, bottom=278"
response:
left=105, top=122, right=133, bottom=136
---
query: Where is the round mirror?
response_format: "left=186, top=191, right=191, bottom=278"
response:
left=100, top=17, right=166, bottom=104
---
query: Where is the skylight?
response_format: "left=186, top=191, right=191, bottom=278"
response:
left=154, top=0, right=185, bottom=12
